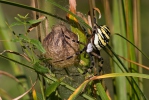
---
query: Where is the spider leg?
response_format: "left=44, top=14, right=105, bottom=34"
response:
left=83, top=41, right=104, bottom=75
left=82, top=51, right=104, bottom=75
left=53, top=28, right=89, bottom=63
left=54, top=27, right=103, bottom=75
left=53, top=46, right=87, bottom=63
left=91, top=52, right=104, bottom=74
left=61, top=29, right=86, bottom=46
left=82, top=53, right=95, bottom=74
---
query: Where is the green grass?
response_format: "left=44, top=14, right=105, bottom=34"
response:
left=0, top=0, right=148, bottom=100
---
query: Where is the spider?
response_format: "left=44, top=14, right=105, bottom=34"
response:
left=54, top=23, right=111, bottom=75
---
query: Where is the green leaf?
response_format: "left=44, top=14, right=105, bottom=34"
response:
left=14, top=34, right=46, bottom=53
left=95, top=82, right=109, bottom=100
left=33, top=62, right=48, bottom=73
left=10, top=21, right=24, bottom=27
left=19, top=34, right=29, bottom=41
left=36, top=92, right=43, bottom=100
left=25, top=13, right=29, bottom=18
left=11, top=38, right=21, bottom=42
left=71, top=26, right=89, bottom=67
left=14, top=17, right=22, bottom=22
left=30, top=39, right=46, bottom=53
left=68, top=80, right=90, bottom=100
left=27, top=19, right=44, bottom=25
left=0, top=0, right=67, bottom=24
left=18, top=13, right=29, bottom=19
left=0, top=0, right=91, bottom=30
left=26, top=19, right=41, bottom=25
left=45, top=81, right=60, bottom=97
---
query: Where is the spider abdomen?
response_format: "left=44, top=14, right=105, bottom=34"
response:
left=93, top=25, right=110, bottom=51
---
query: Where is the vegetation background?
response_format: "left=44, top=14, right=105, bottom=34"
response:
left=0, top=0, right=149, bottom=100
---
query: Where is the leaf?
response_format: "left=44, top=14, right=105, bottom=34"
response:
left=36, top=92, right=43, bottom=100
left=11, top=38, right=21, bottom=42
left=10, top=21, right=24, bottom=27
left=45, top=81, right=60, bottom=97
left=27, top=18, right=45, bottom=25
left=12, top=34, right=46, bottom=53
left=18, top=13, right=29, bottom=19
left=11, top=17, right=25, bottom=27
left=32, top=88, right=38, bottom=100
left=25, top=13, right=29, bottom=18
left=95, top=82, right=110, bottom=100
left=27, top=16, right=47, bottom=33
left=14, top=17, right=22, bottom=22
left=33, top=62, right=48, bottom=73
left=90, top=73, right=149, bottom=81
left=30, top=39, right=46, bottom=53
left=26, top=19, right=41, bottom=25
left=0, top=0, right=91, bottom=30
left=19, top=34, right=29, bottom=41
left=68, top=80, right=90, bottom=100
left=46, top=0, right=91, bottom=29
left=44, top=74, right=95, bottom=100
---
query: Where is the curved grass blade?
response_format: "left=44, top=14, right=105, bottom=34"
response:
left=68, top=80, right=91, bottom=100
left=13, top=78, right=37, bottom=100
left=1, top=53, right=83, bottom=99
left=104, top=48, right=142, bottom=100
left=68, top=72, right=149, bottom=100
left=0, top=4, right=30, bottom=96
left=115, top=33, right=149, bottom=60
left=0, top=52, right=94, bottom=100
left=118, top=55, right=149, bottom=70
left=0, top=55, right=34, bottom=70
left=107, top=45, right=147, bottom=100
left=90, top=73, right=149, bottom=80
left=46, top=0, right=91, bottom=30
left=0, top=50, right=31, bottom=62
left=0, top=70, right=20, bottom=84
left=0, top=0, right=91, bottom=30
left=104, top=47, right=126, bottom=72
left=0, top=0, right=67, bottom=23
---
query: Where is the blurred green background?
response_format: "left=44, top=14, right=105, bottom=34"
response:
left=0, top=0, right=149, bottom=99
